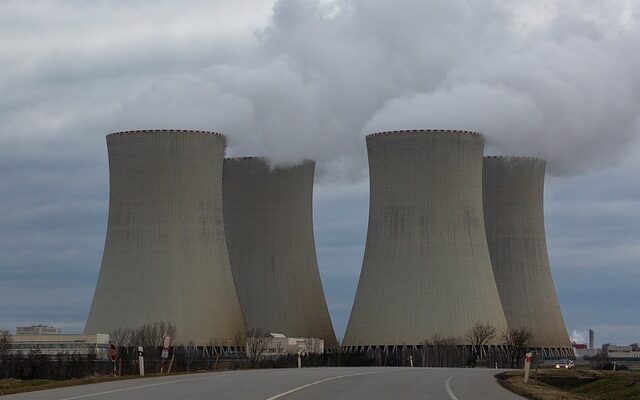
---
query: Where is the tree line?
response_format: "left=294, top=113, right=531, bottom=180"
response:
left=0, top=321, right=539, bottom=381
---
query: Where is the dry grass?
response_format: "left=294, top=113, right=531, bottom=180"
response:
left=0, top=376, right=122, bottom=396
left=0, top=373, right=184, bottom=396
left=497, top=368, right=640, bottom=400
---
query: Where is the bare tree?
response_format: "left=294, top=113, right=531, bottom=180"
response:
left=111, top=327, right=131, bottom=348
left=243, top=328, right=272, bottom=369
left=502, top=328, right=532, bottom=368
left=0, top=330, right=11, bottom=375
left=465, top=322, right=497, bottom=362
left=419, top=334, right=462, bottom=367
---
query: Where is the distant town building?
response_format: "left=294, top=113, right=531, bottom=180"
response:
left=255, top=334, right=324, bottom=357
left=16, top=325, right=61, bottom=335
left=7, top=333, right=110, bottom=357
left=0, top=328, right=9, bottom=336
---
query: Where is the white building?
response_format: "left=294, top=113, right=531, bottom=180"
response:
left=7, top=333, right=110, bottom=358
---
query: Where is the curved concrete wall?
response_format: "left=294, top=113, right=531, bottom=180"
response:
left=223, top=158, right=338, bottom=348
left=483, top=156, right=571, bottom=350
left=85, top=130, right=246, bottom=346
left=343, top=130, right=508, bottom=347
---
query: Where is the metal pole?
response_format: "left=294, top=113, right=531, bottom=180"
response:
left=138, top=346, right=145, bottom=377
left=523, top=352, right=532, bottom=383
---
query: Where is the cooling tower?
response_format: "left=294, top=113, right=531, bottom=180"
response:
left=85, top=130, right=246, bottom=346
left=483, top=156, right=572, bottom=357
left=223, top=157, right=338, bottom=349
left=343, top=130, right=509, bottom=348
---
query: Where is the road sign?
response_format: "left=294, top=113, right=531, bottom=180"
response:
left=163, top=335, right=171, bottom=350
left=109, top=344, right=117, bottom=363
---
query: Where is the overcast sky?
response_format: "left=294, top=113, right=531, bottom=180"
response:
left=1, top=0, right=639, bottom=346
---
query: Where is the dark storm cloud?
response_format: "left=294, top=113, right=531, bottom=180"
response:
left=1, top=0, right=639, bottom=343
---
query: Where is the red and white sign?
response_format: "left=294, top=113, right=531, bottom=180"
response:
left=163, top=335, right=172, bottom=350
left=109, top=344, right=117, bottom=363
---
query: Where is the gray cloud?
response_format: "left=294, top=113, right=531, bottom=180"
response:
left=1, top=0, right=639, bottom=344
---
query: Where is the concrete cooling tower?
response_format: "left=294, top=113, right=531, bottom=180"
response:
left=85, top=130, right=246, bottom=346
left=343, top=130, right=509, bottom=349
left=483, top=156, right=572, bottom=358
left=223, top=158, right=338, bottom=349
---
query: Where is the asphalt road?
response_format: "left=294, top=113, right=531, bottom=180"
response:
left=4, top=367, right=524, bottom=400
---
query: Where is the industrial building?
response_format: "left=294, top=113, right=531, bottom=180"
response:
left=223, top=157, right=338, bottom=349
left=603, top=344, right=640, bottom=360
left=16, top=325, right=61, bottom=335
left=483, top=156, right=572, bottom=358
left=343, top=130, right=509, bottom=350
left=84, top=130, right=246, bottom=346
left=256, top=333, right=325, bottom=357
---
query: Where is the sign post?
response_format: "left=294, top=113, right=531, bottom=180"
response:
left=109, top=344, right=117, bottom=376
left=138, top=346, right=145, bottom=377
left=524, top=352, right=533, bottom=383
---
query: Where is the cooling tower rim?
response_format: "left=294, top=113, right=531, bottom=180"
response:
left=224, top=156, right=316, bottom=164
left=107, top=129, right=225, bottom=137
left=484, top=155, right=544, bottom=161
left=224, top=156, right=265, bottom=161
left=366, top=129, right=481, bottom=138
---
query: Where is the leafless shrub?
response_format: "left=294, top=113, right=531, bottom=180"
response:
left=242, top=327, right=272, bottom=369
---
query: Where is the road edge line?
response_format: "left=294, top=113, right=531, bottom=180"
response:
left=445, top=375, right=459, bottom=400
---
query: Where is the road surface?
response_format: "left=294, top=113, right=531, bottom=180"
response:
left=4, top=367, right=524, bottom=399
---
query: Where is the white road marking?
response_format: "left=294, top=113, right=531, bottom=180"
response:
left=445, top=375, right=459, bottom=400
left=264, top=371, right=388, bottom=400
left=55, top=373, right=232, bottom=400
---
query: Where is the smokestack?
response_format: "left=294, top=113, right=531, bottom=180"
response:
left=223, top=157, right=338, bottom=348
left=589, top=329, right=595, bottom=349
left=344, top=130, right=508, bottom=348
left=85, top=130, right=246, bottom=345
left=483, top=156, right=572, bottom=357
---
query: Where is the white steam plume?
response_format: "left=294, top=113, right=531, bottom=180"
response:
left=112, top=0, right=640, bottom=178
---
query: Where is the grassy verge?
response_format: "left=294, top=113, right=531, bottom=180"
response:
left=497, top=368, right=640, bottom=400
left=0, top=373, right=185, bottom=396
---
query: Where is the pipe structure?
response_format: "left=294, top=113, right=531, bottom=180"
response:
left=85, top=130, right=246, bottom=346
left=223, top=157, right=338, bottom=349
left=483, top=156, right=571, bottom=355
left=343, top=130, right=508, bottom=348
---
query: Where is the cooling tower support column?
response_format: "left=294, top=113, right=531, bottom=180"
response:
left=223, top=158, right=338, bottom=349
left=483, top=156, right=571, bottom=353
left=85, top=130, right=246, bottom=346
left=343, top=130, right=509, bottom=350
